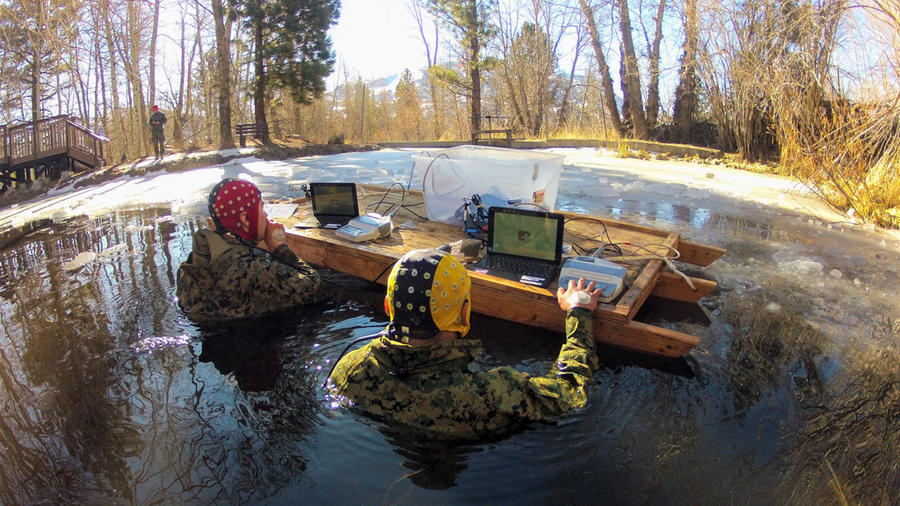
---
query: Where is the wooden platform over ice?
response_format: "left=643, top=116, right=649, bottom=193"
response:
left=278, top=184, right=724, bottom=357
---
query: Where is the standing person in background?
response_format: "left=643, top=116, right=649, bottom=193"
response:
left=149, top=105, right=167, bottom=159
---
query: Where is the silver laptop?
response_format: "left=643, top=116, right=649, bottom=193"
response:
left=469, top=207, right=565, bottom=288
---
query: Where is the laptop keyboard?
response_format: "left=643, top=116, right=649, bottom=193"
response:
left=317, top=214, right=351, bottom=226
left=476, top=254, right=559, bottom=279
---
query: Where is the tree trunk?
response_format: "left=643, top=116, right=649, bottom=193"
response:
left=617, top=0, right=649, bottom=139
left=412, top=0, right=442, bottom=140
left=578, top=0, right=624, bottom=136
left=469, top=32, right=482, bottom=133
left=105, top=1, right=127, bottom=160
left=645, top=0, right=666, bottom=129
left=32, top=42, right=41, bottom=177
left=212, top=0, right=234, bottom=148
left=252, top=16, right=270, bottom=143
left=126, top=0, right=149, bottom=155
left=149, top=0, right=160, bottom=108
left=673, top=0, right=698, bottom=143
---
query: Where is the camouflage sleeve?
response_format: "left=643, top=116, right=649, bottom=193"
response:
left=483, top=308, right=598, bottom=422
left=270, top=244, right=301, bottom=265
left=211, top=246, right=326, bottom=317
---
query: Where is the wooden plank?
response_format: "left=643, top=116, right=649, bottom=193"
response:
left=676, top=240, right=726, bottom=267
left=617, top=232, right=679, bottom=320
left=651, top=271, right=718, bottom=302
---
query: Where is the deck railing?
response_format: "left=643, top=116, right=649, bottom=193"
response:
left=0, top=115, right=108, bottom=171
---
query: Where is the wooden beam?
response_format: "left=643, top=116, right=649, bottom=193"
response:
left=651, top=271, right=718, bottom=302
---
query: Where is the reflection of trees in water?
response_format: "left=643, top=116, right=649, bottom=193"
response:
left=782, top=331, right=900, bottom=504
left=152, top=310, right=327, bottom=503
left=0, top=209, right=192, bottom=503
left=721, top=290, right=826, bottom=418
left=722, top=286, right=900, bottom=501
left=0, top=220, right=145, bottom=502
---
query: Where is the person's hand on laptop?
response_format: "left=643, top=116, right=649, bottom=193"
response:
left=557, top=277, right=604, bottom=312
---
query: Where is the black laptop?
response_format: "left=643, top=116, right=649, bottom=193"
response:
left=469, top=207, right=565, bottom=288
left=308, top=182, right=359, bottom=229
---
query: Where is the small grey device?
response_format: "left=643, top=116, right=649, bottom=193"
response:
left=334, top=213, right=393, bottom=242
left=558, top=256, right=627, bottom=303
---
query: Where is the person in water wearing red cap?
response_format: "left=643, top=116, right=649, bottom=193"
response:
left=149, top=105, right=167, bottom=159
left=176, top=178, right=325, bottom=322
left=328, top=248, right=603, bottom=440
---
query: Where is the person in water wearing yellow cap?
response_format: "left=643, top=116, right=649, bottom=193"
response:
left=328, top=248, right=603, bottom=439
left=176, top=178, right=325, bottom=322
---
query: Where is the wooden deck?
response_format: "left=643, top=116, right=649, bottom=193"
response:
left=278, top=184, right=725, bottom=357
left=0, top=115, right=108, bottom=188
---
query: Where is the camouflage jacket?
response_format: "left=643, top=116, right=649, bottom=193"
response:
left=176, top=228, right=325, bottom=323
left=329, top=308, right=598, bottom=440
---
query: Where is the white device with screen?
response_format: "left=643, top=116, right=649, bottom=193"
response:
left=335, top=213, right=393, bottom=242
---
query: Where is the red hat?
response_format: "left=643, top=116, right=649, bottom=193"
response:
left=152, top=105, right=159, bottom=111
left=208, top=179, right=262, bottom=241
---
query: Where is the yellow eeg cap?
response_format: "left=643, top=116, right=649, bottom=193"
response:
left=386, top=249, right=471, bottom=338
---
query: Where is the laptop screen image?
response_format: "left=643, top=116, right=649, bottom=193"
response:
left=310, top=182, right=359, bottom=221
left=489, top=208, right=563, bottom=262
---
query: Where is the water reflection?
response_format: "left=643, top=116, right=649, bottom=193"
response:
left=1, top=194, right=898, bottom=503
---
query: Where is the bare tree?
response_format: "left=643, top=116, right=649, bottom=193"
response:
left=410, top=0, right=443, bottom=139
left=672, top=0, right=699, bottom=142
left=579, top=0, right=625, bottom=136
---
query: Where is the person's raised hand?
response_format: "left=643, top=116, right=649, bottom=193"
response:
left=264, top=221, right=287, bottom=251
left=556, top=277, right=604, bottom=312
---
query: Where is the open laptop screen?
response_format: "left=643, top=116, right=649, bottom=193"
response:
left=310, top=182, right=358, bottom=218
left=488, top=207, right=563, bottom=262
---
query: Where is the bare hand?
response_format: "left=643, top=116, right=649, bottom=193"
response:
left=556, top=277, right=604, bottom=312
left=264, top=221, right=287, bottom=251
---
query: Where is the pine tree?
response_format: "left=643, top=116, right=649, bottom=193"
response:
left=231, top=0, right=340, bottom=143
left=427, top=0, right=496, bottom=134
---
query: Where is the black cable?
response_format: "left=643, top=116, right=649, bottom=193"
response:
left=564, top=216, right=614, bottom=245
left=228, top=229, right=396, bottom=292
left=321, top=330, right=386, bottom=389
left=399, top=204, right=428, bottom=220
left=365, top=182, right=408, bottom=216
left=319, top=260, right=395, bottom=291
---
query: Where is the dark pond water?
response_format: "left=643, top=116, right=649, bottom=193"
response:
left=2, top=158, right=899, bottom=504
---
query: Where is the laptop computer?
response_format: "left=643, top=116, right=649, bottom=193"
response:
left=308, top=182, right=359, bottom=229
left=469, top=207, right=565, bottom=288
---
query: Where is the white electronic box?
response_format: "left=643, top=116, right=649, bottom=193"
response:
left=558, top=256, right=627, bottom=303
left=335, top=213, right=393, bottom=242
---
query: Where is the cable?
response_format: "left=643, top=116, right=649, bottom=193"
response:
left=410, top=152, right=450, bottom=194
left=364, top=182, right=408, bottom=217
left=399, top=203, right=428, bottom=220
left=507, top=201, right=550, bottom=213
left=321, top=330, right=386, bottom=388
left=564, top=216, right=614, bottom=245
